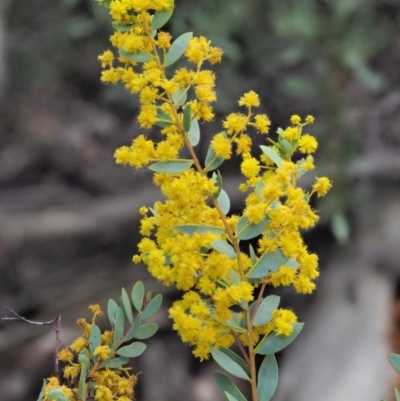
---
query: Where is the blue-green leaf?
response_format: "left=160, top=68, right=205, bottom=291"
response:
left=389, top=354, right=400, bottom=375
left=134, top=323, right=158, bottom=339
left=116, top=341, right=146, bottom=358
left=183, top=104, right=191, bottom=132
left=220, top=347, right=249, bottom=374
left=148, top=160, right=193, bottom=173
left=107, top=299, right=118, bottom=329
left=176, top=224, right=224, bottom=236
left=396, top=388, right=400, bottom=401
left=98, top=356, right=129, bottom=369
left=89, top=325, right=101, bottom=354
left=210, top=347, right=250, bottom=381
left=121, top=288, right=133, bottom=325
left=165, top=32, right=193, bottom=66
left=211, top=240, right=236, bottom=260
left=125, top=313, right=142, bottom=342
left=249, top=244, right=257, bottom=265
left=112, top=22, right=137, bottom=31
left=46, top=389, right=69, bottom=401
left=36, top=380, right=46, bottom=401
left=188, top=117, right=200, bottom=146
left=142, top=294, right=163, bottom=320
left=280, top=139, right=293, bottom=155
left=204, top=143, right=224, bottom=172
left=249, top=249, right=289, bottom=279
left=132, top=282, right=144, bottom=312
left=253, top=296, right=280, bottom=327
left=257, top=322, right=304, bottom=355
left=218, top=189, right=230, bottom=215
left=155, top=107, right=174, bottom=127
left=119, top=49, right=152, bottom=63
left=78, top=354, right=90, bottom=370
left=171, top=87, right=187, bottom=106
left=78, top=363, right=87, bottom=400
left=152, top=2, right=174, bottom=30
left=213, top=373, right=247, bottom=401
left=225, top=393, right=239, bottom=401
left=235, top=215, right=269, bottom=241
left=260, top=146, right=283, bottom=167
left=212, top=171, right=223, bottom=199
left=257, top=354, right=278, bottom=401
left=113, top=307, right=125, bottom=349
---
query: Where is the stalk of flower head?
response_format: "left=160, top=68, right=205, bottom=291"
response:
left=38, top=1, right=332, bottom=400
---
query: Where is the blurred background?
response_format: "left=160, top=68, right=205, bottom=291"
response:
left=1, top=0, right=400, bottom=400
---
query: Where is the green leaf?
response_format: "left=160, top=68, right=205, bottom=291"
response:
left=257, top=354, right=278, bottom=401
left=260, top=146, right=283, bottom=167
left=396, top=389, right=400, bottom=401
left=78, top=353, right=90, bottom=370
left=176, top=224, right=224, bottom=236
left=276, top=127, right=284, bottom=136
left=235, top=215, right=270, bottom=241
left=121, top=288, right=133, bottom=325
left=98, top=356, right=129, bottom=369
left=205, top=142, right=225, bottom=171
left=210, top=347, right=250, bottom=381
left=212, top=171, right=223, bottom=199
left=225, top=393, right=240, bottom=401
left=78, top=363, right=87, bottom=400
left=89, top=324, right=101, bottom=354
left=113, top=307, right=125, bottom=349
left=142, top=294, right=163, bottom=320
left=188, top=117, right=200, bottom=146
left=249, top=244, right=257, bottom=265
left=112, top=22, right=137, bottom=32
left=116, top=341, right=146, bottom=357
left=213, top=372, right=247, bottom=401
left=389, top=354, right=400, bottom=374
left=125, top=313, right=142, bottom=342
left=280, top=139, right=293, bottom=155
left=249, top=249, right=289, bottom=279
left=46, top=389, right=69, bottom=401
left=183, top=104, right=191, bottom=132
left=152, top=2, right=174, bottom=30
left=296, top=158, right=308, bottom=179
left=134, top=323, right=158, bottom=339
left=107, top=299, right=118, bottom=329
left=218, top=189, right=230, bottom=215
left=132, top=282, right=144, bottom=312
left=220, top=348, right=249, bottom=374
left=36, top=380, right=46, bottom=401
left=119, top=49, right=152, bottom=63
left=257, top=322, right=304, bottom=355
left=155, top=107, right=174, bottom=127
left=148, top=160, right=193, bottom=173
left=253, top=296, right=280, bottom=327
left=165, top=32, right=193, bottom=66
left=171, top=87, right=187, bottom=106
left=211, top=240, right=236, bottom=260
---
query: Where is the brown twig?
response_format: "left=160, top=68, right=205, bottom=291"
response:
left=3, top=306, right=62, bottom=378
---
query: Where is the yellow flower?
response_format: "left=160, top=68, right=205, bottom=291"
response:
left=253, top=114, right=271, bottom=134
left=89, top=304, right=104, bottom=317
left=98, top=50, right=114, bottom=68
left=305, top=115, right=315, bottom=124
left=211, top=133, right=232, bottom=159
left=298, top=134, right=318, bottom=154
left=290, top=114, right=301, bottom=125
left=94, top=345, right=112, bottom=361
left=223, top=113, right=248, bottom=135
left=58, top=348, right=73, bottom=362
left=241, top=157, right=260, bottom=179
left=312, top=177, right=332, bottom=197
left=238, top=91, right=260, bottom=108
left=157, top=31, right=172, bottom=49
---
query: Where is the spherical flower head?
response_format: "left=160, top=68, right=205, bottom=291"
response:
left=241, top=157, right=260, bottom=179
left=93, top=345, right=111, bottom=361
left=290, top=114, right=301, bottom=125
left=305, top=115, right=315, bottom=124
left=101, top=68, right=120, bottom=84
left=298, top=134, right=318, bottom=154
left=283, top=127, right=300, bottom=141
left=157, top=31, right=172, bottom=49
left=89, top=304, right=104, bottom=317
left=70, top=336, right=87, bottom=353
left=58, top=348, right=73, bottom=362
left=238, top=91, right=260, bottom=108
left=223, top=113, right=248, bottom=135
left=312, top=177, right=332, bottom=197
left=98, top=50, right=114, bottom=68
left=211, top=133, right=232, bottom=159
left=95, top=385, right=113, bottom=401
left=253, top=114, right=271, bottom=134
left=208, top=46, right=223, bottom=64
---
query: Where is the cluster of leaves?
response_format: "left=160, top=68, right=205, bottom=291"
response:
left=38, top=282, right=162, bottom=401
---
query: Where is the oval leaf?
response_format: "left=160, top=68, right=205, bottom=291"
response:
left=107, top=299, right=118, bottom=329
left=389, top=354, right=400, bottom=375
left=112, top=22, right=138, bottom=32
left=212, top=171, right=222, bottom=199
left=134, top=323, right=158, bottom=339
left=121, top=288, right=133, bottom=325
left=125, top=313, right=142, bottom=342
left=89, top=325, right=101, bottom=354
left=211, top=240, right=236, bottom=260
left=176, top=224, right=224, bottom=236
left=257, top=322, right=304, bottom=355
left=155, top=107, right=174, bottom=127
left=165, top=32, right=193, bottom=66
left=235, top=215, right=270, bottom=241
left=78, top=363, right=87, bottom=400
left=119, top=48, right=152, bottom=63
left=132, top=281, right=144, bottom=312
left=142, top=294, right=163, bottom=320
left=204, top=143, right=225, bottom=171
left=188, top=117, right=200, bottom=146
left=98, top=356, right=129, bottom=369
left=213, top=373, right=247, bottom=401
left=210, top=347, right=250, bottom=381
left=260, top=145, right=283, bottom=167
left=253, top=295, right=280, bottom=327
left=152, top=3, right=174, bottom=30
left=116, top=341, right=146, bottom=358
left=257, top=354, right=278, bottom=401
left=148, top=160, right=193, bottom=173
left=249, top=249, right=289, bottom=279
left=183, top=104, right=191, bottom=132
left=217, top=189, right=230, bottom=215
left=220, top=347, right=249, bottom=374
left=78, top=354, right=90, bottom=370
left=112, top=307, right=125, bottom=349
left=171, top=87, right=187, bottom=106
left=225, top=393, right=239, bottom=401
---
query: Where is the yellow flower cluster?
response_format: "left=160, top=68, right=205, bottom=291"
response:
left=98, top=0, right=332, bottom=363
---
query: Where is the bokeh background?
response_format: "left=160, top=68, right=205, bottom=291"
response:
left=1, top=0, right=400, bottom=400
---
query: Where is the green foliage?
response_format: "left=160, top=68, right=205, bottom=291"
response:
left=257, top=355, right=278, bottom=401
